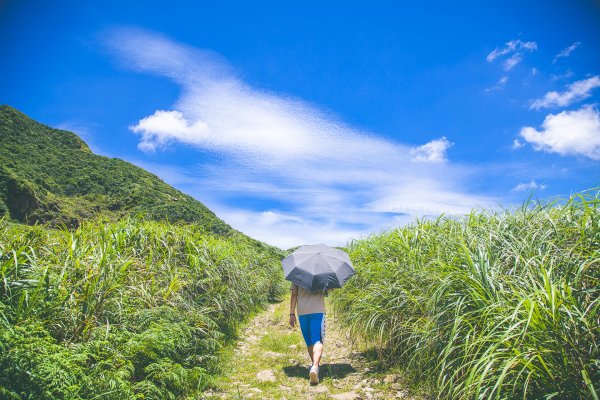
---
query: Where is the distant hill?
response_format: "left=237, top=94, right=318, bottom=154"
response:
left=0, top=105, right=233, bottom=235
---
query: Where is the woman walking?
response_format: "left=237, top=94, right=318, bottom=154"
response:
left=289, top=283, right=326, bottom=385
left=282, top=244, right=355, bottom=385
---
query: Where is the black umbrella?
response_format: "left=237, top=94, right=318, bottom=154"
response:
left=282, top=244, right=355, bottom=292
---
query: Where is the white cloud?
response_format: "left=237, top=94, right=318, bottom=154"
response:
left=512, top=180, right=546, bottom=192
left=520, top=105, right=600, bottom=160
left=132, top=110, right=209, bottom=152
left=551, top=70, right=574, bottom=82
left=503, top=54, right=522, bottom=71
left=512, top=139, right=525, bottom=149
left=213, top=208, right=368, bottom=250
left=368, top=186, right=494, bottom=215
left=553, top=42, right=580, bottom=63
left=487, top=39, right=537, bottom=71
left=530, top=76, right=600, bottom=109
left=106, top=27, right=497, bottom=248
left=410, top=137, right=452, bottom=163
left=485, top=76, right=509, bottom=92
left=487, top=40, right=537, bottom=62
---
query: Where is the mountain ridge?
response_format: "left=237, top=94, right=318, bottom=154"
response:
left=0, top=105, right=235, bottom=236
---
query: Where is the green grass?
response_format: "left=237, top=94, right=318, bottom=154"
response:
left=0, top=217, right=285, bottom=399
left=260, top=330, right=300, bottom=353
left=332, top=189, right=599, bottom=399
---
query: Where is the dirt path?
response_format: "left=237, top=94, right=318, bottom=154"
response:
left=203, top=296, right=422, bottom=399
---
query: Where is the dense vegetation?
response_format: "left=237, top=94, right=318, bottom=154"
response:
left=3, top=105, right=598, bottom=399
left=332, top=191, right=599, bottom=399
left=0, top=105, right=231, bottom=235
left=0, top=218, right=285, bottom=399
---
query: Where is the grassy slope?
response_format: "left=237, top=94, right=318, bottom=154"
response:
left=332, top=191, right=599, bottom=399
left=0, top=218, right=285, bottom=399
left=0, top=105, right=289, bottom=399
left=0, top=105, right=231, bottom=235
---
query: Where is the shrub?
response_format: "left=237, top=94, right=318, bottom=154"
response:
left=0, top=217, right=285, bottom=399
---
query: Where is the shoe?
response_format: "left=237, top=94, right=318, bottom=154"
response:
left=307, top=364, right=313, bottom=372
left=309, top=365, right=319, bottom=385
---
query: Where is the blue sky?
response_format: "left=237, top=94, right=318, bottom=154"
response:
left=1, top=1, right=599, bottom=248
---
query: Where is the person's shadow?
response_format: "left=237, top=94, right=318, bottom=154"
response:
left=283, top=363, right=356, bottom=380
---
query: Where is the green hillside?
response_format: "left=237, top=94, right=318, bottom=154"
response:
left=0, top=105, right=231, bottom=235
left=0, top=105, right=287, bottom=399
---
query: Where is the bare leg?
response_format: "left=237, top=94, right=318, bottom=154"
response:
left=307, top=345, right=314, bottom=363
left=312, top=341, right=323, bottom=367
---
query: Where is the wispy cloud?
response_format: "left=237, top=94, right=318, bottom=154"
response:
left=511, top=180, right=546, bottom=192
left=487, top=39, right=537, bottom=71
left=105, top=27, right=497, bottom=248
left=210, top=208, right=370, bottom=250
left=503, top=54, right=522, bottom=71
left=551, top=70, right=574, bottom=82
left=520, top=105, right=600, bottom=161
left=410, top=137, right=452, bottom=163
left=54, top=121, right=109, bottom=155
left=485, top=75, right=509, bottom=92
left=512, top=139, right=525, bottom=149
left=55, top=121, right=94, bottom=142
left=367, top=187, right=494, bottom=215
left=553, top=42, right=580, bottom=63
left=530, top=76, right=600, bottom=109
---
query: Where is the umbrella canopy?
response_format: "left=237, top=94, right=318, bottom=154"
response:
left=282, top=244, right=355, bottom=292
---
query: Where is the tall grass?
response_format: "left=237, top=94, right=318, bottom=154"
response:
left=332, top=190, right=599, bottom=399
left=0, top=217, right=285, bottom=399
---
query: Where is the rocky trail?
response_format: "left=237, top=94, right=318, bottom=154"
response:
left=203, top=297, right=424, bottom=400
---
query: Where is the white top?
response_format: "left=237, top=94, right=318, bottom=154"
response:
left=291, top=283, right=326, bottom=315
